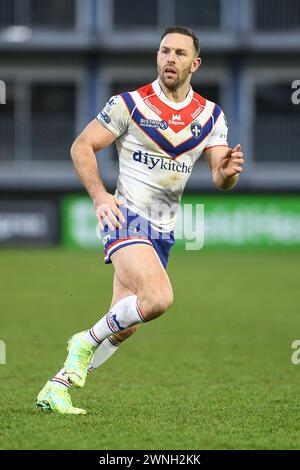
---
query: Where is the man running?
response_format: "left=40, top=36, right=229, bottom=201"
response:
left=36, top=26, right=244, bottom=414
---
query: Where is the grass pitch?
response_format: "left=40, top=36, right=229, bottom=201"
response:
left=1, top=248, right=300, bottom=450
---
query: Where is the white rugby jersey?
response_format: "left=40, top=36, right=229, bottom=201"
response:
left=97, top=79, right=228, bottom=232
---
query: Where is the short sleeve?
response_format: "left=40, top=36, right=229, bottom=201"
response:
left=96, top=95, right=130, bottom=138
left=205, top=108, right=228, bottom=150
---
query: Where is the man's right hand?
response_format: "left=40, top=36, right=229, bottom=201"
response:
left=94, top=192, right=126, bottom=230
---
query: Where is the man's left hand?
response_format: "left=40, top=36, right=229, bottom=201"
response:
left=219, top=144, right=244, bottom=178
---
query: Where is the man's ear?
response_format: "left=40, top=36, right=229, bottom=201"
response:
left=191, top=57, right=202, bottom=73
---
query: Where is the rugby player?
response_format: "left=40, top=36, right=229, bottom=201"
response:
left=36, top=26, right=244, bottom=414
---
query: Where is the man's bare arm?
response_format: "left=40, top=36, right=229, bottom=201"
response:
left=204, top=144, right=244, bottom=191
left=70, top=119, right=125, bottom=229
left=70, top=119, right=114, bottom=199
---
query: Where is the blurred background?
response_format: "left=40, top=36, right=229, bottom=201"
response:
left=0, top=0, right=299, bottom=248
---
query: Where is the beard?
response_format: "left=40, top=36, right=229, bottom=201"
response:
left=157, top=63, right=192, bottom=91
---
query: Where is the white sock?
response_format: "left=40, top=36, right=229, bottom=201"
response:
left=51, top=296, right=144, bottom=387
left=51, top=368, right=71, bottom=389
left=88, top=337, right=120, bottom=373
left=86, top=295, right=145, bottom=346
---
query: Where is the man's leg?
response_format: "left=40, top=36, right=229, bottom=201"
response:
left=64, top=244, right=173, bottom=387
left=54, top=273, right=138, bottom=378
left=36, top=244, right=173, bottom=413
left=110, top=243, right=173, bottom=321
left=36, top=272, right=138, bottom=414
left=88, top=272, right=139, bottom=372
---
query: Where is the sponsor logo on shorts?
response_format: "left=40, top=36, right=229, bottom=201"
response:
left=102, top=235, right=111, bottom=245
left=129, top=225, right=140, bottom=233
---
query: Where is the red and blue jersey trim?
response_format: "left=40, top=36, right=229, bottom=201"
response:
left=120, top=92, right=221, bottom=159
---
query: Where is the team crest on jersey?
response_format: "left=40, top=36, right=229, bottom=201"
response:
left=191, top=122, right=202, bottom=139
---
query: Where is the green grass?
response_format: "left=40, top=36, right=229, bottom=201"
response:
left=1, top=248, right=300, bottom=450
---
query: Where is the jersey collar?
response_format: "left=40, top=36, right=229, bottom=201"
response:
left=152, top=78, right=193, bottom=111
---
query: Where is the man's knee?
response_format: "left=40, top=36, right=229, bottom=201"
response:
left=140, top=287, right=174, bottom=321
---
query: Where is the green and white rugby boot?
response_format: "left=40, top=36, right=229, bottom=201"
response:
left=36, top=381, right=86, bottom=415
left=64, top=331, right=96, bottom=388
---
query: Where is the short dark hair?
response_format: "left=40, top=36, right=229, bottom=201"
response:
left=160, top=26, right=200, bottom=57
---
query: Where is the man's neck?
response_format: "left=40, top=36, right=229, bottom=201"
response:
left=157, top=77, right=191, bottom=103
